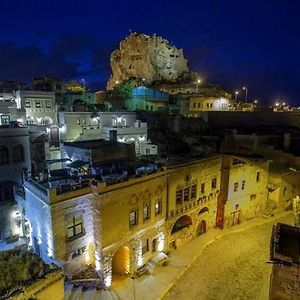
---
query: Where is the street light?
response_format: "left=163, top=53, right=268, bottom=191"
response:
left=243, top=86, right=248, bottom=103
left=235, top=91, right=239, bottom=101
left=195, top=79, right=201, bottom=94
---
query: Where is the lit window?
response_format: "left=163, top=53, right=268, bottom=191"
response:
left=241, top=180, right=246, bottom=190
left=0, top=115, right=10, bottom=125
left=25, top=100, right=30, bottom=108
left=143, top=204, right=150, bottom=221
left=155, top=198, right=162, bottom=215
left=129, top=210, right=138, bottom=227
left=256, top=172, right=260, bottom=182
left=46, top=101, right=51, bottom=108
left=211, top=178, right=217, bottom=189
left=191, top=183, right=197, bottom=199
left=142, top=239, right=149, bottom=254
left=176, top=188, right=183, bottom=205
left=234, top=182, right=238, bottom=192
left=183, top=187, right=190, bottom=201
left=13, top=144, right=24, bottom=162
left=67, top=215, right=84, bottom=239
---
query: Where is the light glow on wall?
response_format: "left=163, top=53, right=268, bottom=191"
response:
left=157, top=232, right=165, bottom=252
left=95, top=250, right=101, bottom=271
left=104, top=273, right=112, bottom=287
left=136, top=242, right=143, bottom=267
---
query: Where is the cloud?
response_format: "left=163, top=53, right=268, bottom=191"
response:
left=0, top=42, right=80, bottom=84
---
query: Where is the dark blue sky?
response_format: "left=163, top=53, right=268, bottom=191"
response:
left=0, top=0, right=299, bottom=104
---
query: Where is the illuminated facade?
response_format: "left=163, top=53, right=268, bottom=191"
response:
left=22, top=154, right=270, bottom=287
left=180, top=96, right=232, bottom=117
left=58, top=111, right=157, bottom=156
left=15, top=90, right=57, bottom=125
left=0, top=126, right=30, bottom=239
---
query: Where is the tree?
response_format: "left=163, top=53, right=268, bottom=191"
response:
left=113, top=79, right=135, bottom=99
left=66, top=80, right=86, bottom=93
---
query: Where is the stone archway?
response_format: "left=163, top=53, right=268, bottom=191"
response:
left=196, top=220, right=207, bottom=236
left=171, top=215, right=192, bottom=235
left=111, top=246, right=131, bottom=281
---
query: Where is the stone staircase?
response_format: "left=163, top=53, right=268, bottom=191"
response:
left=64, top=282, right=120, bottom=300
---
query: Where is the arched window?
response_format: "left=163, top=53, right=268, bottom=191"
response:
left=0, top=146, right=9, bottom=165
left=13, top=144, right=24, bottom=163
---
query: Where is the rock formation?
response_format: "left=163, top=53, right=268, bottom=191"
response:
left=107, top=32, right=190, bottom=90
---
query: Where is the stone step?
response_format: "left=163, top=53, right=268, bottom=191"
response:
left=68, top=285, right=83, bottom=300
left=79, top=287, right=98, bottom=300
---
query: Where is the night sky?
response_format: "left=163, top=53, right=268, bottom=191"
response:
left=1, top=0, right=299, bottom=105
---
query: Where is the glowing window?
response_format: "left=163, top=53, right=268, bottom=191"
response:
left=155, top=198, right=162, bottom=215
left=143, top=204, right=150, bottom=221
left=129, top=210, right=138, bottom=227
left=67, top=215, right=84, bottom=239
left=191, top=183, right=197, bottom=199
left=176, top=188, right=183, bottom=205
left=184, top=187, right=190, bottom=202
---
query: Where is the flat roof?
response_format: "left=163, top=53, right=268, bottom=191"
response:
left=64, top=139, right=120, bottom=149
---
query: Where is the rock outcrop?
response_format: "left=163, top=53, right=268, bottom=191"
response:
left=107, top=32, right=190, bottom=90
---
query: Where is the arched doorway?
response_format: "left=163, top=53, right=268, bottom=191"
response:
left=196, top=220, right=207, bottom=236
left=171, top=215, right=192, bottom=235
left=112, top=246, right=131, bottom=281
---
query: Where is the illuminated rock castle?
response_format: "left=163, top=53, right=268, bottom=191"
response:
left=107, top=32, right=190, bottom=90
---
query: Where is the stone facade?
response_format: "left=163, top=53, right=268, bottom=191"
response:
left=23, top=154, right=270, bottom=288
left=107, top=33, right=189, bottom=90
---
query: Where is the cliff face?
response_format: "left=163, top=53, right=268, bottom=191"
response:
left=107, top=33, right=190, bottom=90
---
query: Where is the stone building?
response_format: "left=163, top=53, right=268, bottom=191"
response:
left=217, top=155, right=269, bottom=228
left=0, top=125, right=30, bottom=240
left=58, top=111, right=157, bottom=156
left=180, top=96, right=232, bottom=117
left=269, top=223, right=300, bottom=299
left=107, top=33, right=190, bottom=90
left=15, top=90, right=57, bottom=125
left=22, top=154, right=270, bottom=287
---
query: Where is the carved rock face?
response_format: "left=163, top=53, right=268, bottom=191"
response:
left=107, top=33, right=190, bottom=90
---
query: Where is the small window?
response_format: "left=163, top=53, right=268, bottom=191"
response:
left=191, top=183, right=197, bottom=199
left=193, top=103, right=196, bottom=108
left=155, top=198, right=162, bottom=215
left=35, top=100, right=41, bottom=108
left=234, top=182, right=238, bottom=192
left=176, top=188, right=183, bottom=205
left=143, top=204, right=150, bottom=221
left=1, top=115, right=10, bottom=125
left=76, top=118, right=81, bottom=125
left=67, top=215, right=84, bottom=239
left=142, top=239, right=149, bottom=254
left=241, top=180, right=246, bottom=190
left=129, top=210, right=138, bottom=227
left=198, top=103, right=200, bottom=108
left=71, top=246, right=86, bottom=259
left=13, top=144, right=24, bottom=162
left=206, top=103, right=209, bottom=108
left=25, top=100, right=30, bottom=108
left=0, top=146, right=9, bottom=165
left=46, top=101, right=51, bottom=108
left=256, top=172, right=260, bottom=182
left=211, top=178, right=217, bottom=189
left=250, top=194, right=257, bottom=200
left=201, top=183, right=205, bottom=194
left=183, top=187, right=190, bottom=202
